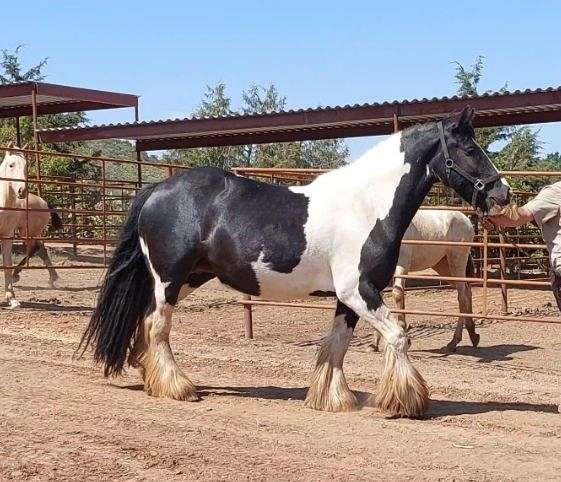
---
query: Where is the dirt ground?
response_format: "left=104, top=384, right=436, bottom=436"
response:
left=1, top=247, right=561, bottom=481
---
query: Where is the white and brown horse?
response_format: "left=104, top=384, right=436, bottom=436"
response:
left=0, top=146, right=27, bottom=307
left=372, top=210, right=477, bottom=352
left=78, top=108, right=511, bottom=418
left=12, top=192, right=63, bottom=288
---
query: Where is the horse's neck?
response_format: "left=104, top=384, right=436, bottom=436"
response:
left=344, top=131, right=435, bottom=241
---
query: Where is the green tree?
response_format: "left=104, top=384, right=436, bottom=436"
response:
left=164, top=83, right=245, bottom=170
left=164, top=83, right=348, bottom=170
left=453, top=56, right=514, bottom=151
left=0, top=46, right=87, bottom=149
left=0, top=46, right=91, bottom=181
left=453, top=57, right=542, bottom=189
left=543, top=152, right=561, bottom=171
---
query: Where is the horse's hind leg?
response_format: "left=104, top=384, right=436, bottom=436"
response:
left=131, top=279, right=197, bottom=401
left=457, top=281, right=478, bottom=347
left=36, top=242, right=59, bottom=287
left=433, top=257, right=462, bottom=352
left=129, top=252, right=214, bottom=401
left=304, top=300, right=359, bottom=412
left=444, top=252, right=478, bottom=352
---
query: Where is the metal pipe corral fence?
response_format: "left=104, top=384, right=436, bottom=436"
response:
left=2, top=146, right=560, bottom=336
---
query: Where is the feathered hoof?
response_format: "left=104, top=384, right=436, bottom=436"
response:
left=140, top=352, right=199, bottom=402
left=376, top=347, right=429, bottom=418
left=144, top=373, right=199, bottom=402
left=304, top=365, right=358, bottom=412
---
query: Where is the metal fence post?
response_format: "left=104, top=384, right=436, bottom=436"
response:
left=243, top=295, right=253, bottom=339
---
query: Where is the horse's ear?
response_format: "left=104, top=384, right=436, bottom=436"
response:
left=444, top=106, right=475, bottom=133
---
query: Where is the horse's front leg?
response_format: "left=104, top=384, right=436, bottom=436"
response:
left=2, top=240, right=19, bottom=308
left=339, top=280, right=429, bottom=418
left=304, top=300, right=359, bottom=412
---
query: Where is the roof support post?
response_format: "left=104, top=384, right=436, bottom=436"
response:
left=31, top=84, right=42, bottom=196
left=15, top=116, right=21, bottom=146
left=134, top=104, right=142, bottom=188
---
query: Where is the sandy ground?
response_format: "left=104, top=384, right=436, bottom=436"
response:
left=1, top=247, right=561, bottom=481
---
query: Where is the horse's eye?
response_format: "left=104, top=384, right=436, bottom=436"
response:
left=8, top=163, right=14, bottom=168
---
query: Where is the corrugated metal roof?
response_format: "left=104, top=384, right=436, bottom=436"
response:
left=40, top=85, right=561, bottom=132
left=0, top=82, right=138, bottom=118
left=37, top=85, right=561, bottom=150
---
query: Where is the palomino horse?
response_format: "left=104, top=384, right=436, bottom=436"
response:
left=12, top=193, right=63, bottom=288
left=373, top=210, right=477, bottom=352
left=79, top=107, right=511, bottom=418
left=0, top=146, right=27, bottom=307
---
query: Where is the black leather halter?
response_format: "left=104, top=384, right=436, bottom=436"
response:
left=436, top=121, right=501, bottom=207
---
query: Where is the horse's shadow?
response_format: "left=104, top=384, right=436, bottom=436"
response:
left=16, top=284, right=99, bottom=293
left=116, top=383, right=558, bottom=417
left=415, top=343, right=540, bottom=362
left=426, top=398, right=558, bottom=418
left=1, top=300, right=92, bottom=312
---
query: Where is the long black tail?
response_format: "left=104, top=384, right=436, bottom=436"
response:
left=47, top=202, right=63, bottom=231
left=76, top=183, right=159, bottom=376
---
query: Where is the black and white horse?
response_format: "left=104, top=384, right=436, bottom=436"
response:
left=79, top=107, right=511, bottom=418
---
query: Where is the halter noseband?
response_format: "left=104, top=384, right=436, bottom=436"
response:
left=436, top=121, right=501, bottom=207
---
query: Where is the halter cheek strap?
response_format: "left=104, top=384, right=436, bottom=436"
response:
left=436, top=121, right=501, bottom=207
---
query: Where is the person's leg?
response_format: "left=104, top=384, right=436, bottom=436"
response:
left=551, top=271, right=561, bottom=311
left=547, top=222, right=561, bottom=312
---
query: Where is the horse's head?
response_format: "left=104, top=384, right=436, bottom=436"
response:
left=429, top=107, right=511, bottom=215
left=1, top=145, right=27, bottom=200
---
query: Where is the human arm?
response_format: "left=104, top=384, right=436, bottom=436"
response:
left=486, top=205, right=534, bottom=228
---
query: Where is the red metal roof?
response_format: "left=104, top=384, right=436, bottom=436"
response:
left=38, top=86, right=561, bottom=151
left=0, top=82, right=138, bottom=118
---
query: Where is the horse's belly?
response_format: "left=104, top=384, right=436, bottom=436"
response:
left=409, top=246, right=446, bottom=272
left=252, top=257, right=333, bottom=300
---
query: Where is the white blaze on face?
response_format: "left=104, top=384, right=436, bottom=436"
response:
left=251, top=132, right=411, bottom=300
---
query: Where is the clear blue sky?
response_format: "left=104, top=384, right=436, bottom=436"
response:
left=3, top=1, right=560, bottom=159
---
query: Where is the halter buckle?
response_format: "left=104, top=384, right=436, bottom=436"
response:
left=444, top=158, right=454, bottom=169
left=474, top=179, right=485, bottom=191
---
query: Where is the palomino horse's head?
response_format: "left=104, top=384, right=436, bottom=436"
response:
left=429, top=107, right=512, bottom=215
left=1, top=145, right=27, bottom=200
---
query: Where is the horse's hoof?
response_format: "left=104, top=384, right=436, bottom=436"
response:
left=49, top=281, right=59, bottom=289
left=445, top=341, right=458, bottom=353
left=470, top=333, right=480, bottom=348
left=8, top=299, right=21, bottom=309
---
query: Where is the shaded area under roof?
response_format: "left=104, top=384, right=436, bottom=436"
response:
left=0, top=82, right=138, bottom=118
left=38, top=86, right=561, bottom=151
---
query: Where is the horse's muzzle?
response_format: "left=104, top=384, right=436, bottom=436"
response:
left=17, top=186, right=27, bottom=199
left=486, top=184, right=512, bottom=215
